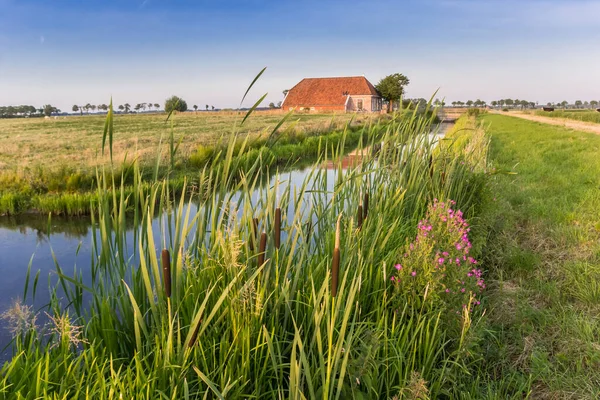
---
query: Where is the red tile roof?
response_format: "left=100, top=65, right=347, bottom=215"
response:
left=282, top=76, right=380, bottom=108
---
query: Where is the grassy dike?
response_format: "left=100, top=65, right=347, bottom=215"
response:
left=477, top=115, right=600, bottom=397
left=1, top=114, right=493, bottom=398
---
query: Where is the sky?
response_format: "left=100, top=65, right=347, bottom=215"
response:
left=1, top=0, right=599, bottom=110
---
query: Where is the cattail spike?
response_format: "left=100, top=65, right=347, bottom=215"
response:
left=357, top=204, right=363, bottom=229
left=258, top=232, right=267, bottom=266
left=187, top=321, right=201, bottom=348
left=161, top=249, right=171, bottom=298
left=363, top=192, right=369, bottom=220
left=274, top=207, right=281, bottom=249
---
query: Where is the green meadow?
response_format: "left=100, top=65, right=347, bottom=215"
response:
left=477, top=114, right=600, bottom=397
left=0, top=112, right=373, bottom=215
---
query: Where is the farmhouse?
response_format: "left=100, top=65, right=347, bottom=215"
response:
left=282, top=76, right=383, bottom=113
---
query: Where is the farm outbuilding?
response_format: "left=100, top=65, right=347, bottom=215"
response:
left=282, top=76, right=382, bottom=113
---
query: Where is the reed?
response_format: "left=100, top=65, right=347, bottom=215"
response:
left=274, top=207, right=281, bottom=249
left=161, top=249, right=171, bottom=298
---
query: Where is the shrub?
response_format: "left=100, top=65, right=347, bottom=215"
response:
left=391, top=199, right=484, bottom=319
left=502, top=108, right=509, bottom=112
left=164, top=96, right=188, bottom=113
left=465, top=108, right=485, bottom=117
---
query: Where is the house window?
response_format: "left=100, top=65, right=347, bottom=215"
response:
left=357, top=99, right=363, bottom=111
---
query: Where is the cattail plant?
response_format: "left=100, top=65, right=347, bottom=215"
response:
left=363, top=192, right=369, bottom=220
left=274, top=207, right=281, bottom=249
left=161, top=249, right=171, bottom=298
left=357, top=204, right=363, bottom=229
left=187, top=321, right=200, bottom=349
left=258, top=232, right=267, bottom=266
left=331, top=215, right=342, bottom=297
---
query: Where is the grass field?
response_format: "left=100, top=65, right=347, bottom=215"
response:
left=478, top=115, right=600, bottom=397
left=0, top=112, right=361, bottom=175
left=531, top=109, right=600, bottom=124
left=0, top=111, right=378, bottom=215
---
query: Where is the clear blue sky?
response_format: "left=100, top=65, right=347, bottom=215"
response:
left=1, top=0, right=599, bottom=110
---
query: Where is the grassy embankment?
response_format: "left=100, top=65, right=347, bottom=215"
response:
left=477, top=114, right=600, bottom=397
left=530, top=109, right=600, bottom=124
left=0, top=111, right=494, bottom=398
left=0, top=112, right=379, bottom=215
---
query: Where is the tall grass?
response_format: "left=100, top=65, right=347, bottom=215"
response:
left=0, top=107, right=492, bottom=397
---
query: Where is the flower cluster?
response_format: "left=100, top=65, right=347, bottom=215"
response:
left=391, top=199, right=484, bottom=315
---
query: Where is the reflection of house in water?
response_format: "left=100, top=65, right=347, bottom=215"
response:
left=322, top=145, right=378, bottom=170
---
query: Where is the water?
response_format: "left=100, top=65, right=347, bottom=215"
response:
left=0, top=122, right=453, bottom=360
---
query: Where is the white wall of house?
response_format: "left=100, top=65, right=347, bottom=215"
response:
left=346, top=95, right=382, bottom=112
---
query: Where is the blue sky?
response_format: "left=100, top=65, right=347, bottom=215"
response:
left=1, top=0, right=599, bottom=110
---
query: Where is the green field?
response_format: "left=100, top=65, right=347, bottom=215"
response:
left=478, top=115, right=600, bottom=397
left=532, top=109, right=600, bottom=124
left=0, top=111, right=360, bottom=177
left=0, top=112, right=373, bottom=215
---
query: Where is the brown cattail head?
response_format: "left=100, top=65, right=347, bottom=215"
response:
left=253, top=218, right=259, bottom=239
left=161, top=249, right=171, bottom=298
left=306, top=219, right=312, bottom=244
left=363, top=192, right=369, bottom=220
left=187, top=320, right=201, bottom=348
left=357, top=204, right=363, bottom=229
left=331, top=214, right=342, bottom=297
left=258, top=232, right=267, bottom=266
left=274, top=207, right=281, bottom=249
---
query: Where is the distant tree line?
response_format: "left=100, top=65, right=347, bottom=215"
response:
left=0, top=104, right=61, bottom=118
left=542, top=100, right=599, bottom=109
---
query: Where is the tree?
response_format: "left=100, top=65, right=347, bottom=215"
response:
left=91, top=105, right=97, bottom=113
left=72, top=105, right=79, bottom=113
left=205, top=104, right=209, bottom=111
left=211, top=105, right=215, bottom=111
left=561, top=100, right=568, bottom=109
left=575, top=100, right=583, bottom=109
left=276, top=101, right=282, bottom=108
left=491, top=101, right=497, bottom=108
left=193, top=105, right=198, bottom=111
left=164, top=96, right=188, bottom=113
left=118, top=105, right=125, bottom=112
left=269, top=102, right=276, bottom=109
left=134, top=104, right=142, bottom=112
left=43, top=104, right=57, bottom=117
left=154, top=103, right=160, bottom=110
left=124, top=103, right=131, bottom=113
left=504, top=99, right=514, bottom=108
left=591, top=100, right=599, bottom=108
left=466, top=100, right=474, bottom=107
left=375, top=73, right=410, bottom=113
left=282, top=89, right=289, bottom=97
left=147, top=103, right=153, bottom=111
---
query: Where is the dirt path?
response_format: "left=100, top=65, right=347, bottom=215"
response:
left=490, top=111, right=600, bottom=135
